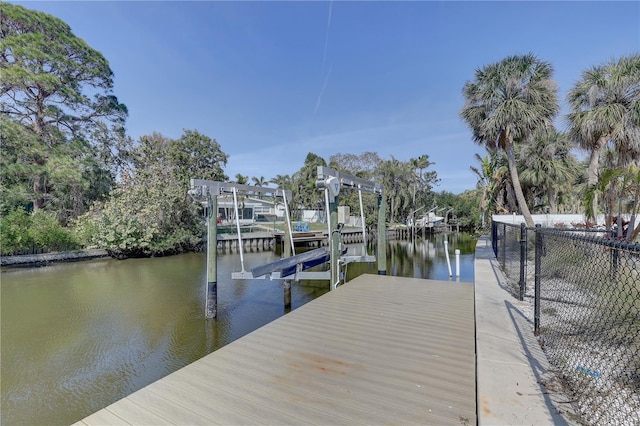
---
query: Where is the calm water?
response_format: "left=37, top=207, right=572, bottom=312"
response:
left=1, top=233, right=475, bottom=425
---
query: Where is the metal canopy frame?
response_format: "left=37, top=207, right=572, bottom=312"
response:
left=189, top=179, right=291, bottom=200
left=315, top=166, right=383, bottom=195
left=190, top=169, right=387, bottom=318
left=315, top=166, right=384, bottom=289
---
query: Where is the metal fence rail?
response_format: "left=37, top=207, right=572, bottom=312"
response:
left=492, top=221, right=640, bottom=425
left=491, top=221, right=527, bottom=298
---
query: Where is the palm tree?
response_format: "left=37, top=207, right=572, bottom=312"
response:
left=234, top=173, right=248, bottom=184
left=567, top=54, right=640, bottom=218
left=519, top=129, right=578, bottom=213
left=251, top=176, right=268, bottom=198
left=409, top=154, right=433, bottom=205
left=375, top=157, right=414, bottom=223
left=470, top=151, right=499, bottom=226
left=583, top=163, right=640, bottom=239
left=470, top=150, right=518, bottom=220
left=252, top=176, right=268, bottom=187
left=460, top=53, right=560, bottom=227
left=269, top=174, right=293, bottom=192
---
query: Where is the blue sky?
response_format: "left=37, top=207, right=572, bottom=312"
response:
left=17, top=1, right=640, bottom=193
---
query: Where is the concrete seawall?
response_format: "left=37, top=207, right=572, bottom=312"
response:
left=1, top=249, right=110, bottom=267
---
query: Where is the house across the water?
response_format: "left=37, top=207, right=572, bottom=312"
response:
left=217, top=197, right=286, bottom=226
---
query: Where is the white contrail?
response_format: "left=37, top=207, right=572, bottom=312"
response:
left=315, top=1, right=333, bottom=114
left=321, top=0, right=333, bottom=72
left=314, top=64, right=332, bottom=114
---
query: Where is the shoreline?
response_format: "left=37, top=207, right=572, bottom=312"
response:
left=1, top=249, right=109, bottom=268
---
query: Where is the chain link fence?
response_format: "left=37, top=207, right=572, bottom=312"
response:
left=492, top=220, right=640, bottom=425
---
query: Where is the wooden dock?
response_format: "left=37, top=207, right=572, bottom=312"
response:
left=75, top=274, right=476, bottom=425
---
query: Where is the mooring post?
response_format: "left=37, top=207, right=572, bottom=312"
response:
left=283, top=280, right=291, bottom=313
left=283, top=222, right=292, bottom=258
left=377, top=192, right=387, bottom=275
left=205, top=195, right=218, bottom=319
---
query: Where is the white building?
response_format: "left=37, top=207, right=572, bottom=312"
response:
left=216, top=197, right=286, bottom=226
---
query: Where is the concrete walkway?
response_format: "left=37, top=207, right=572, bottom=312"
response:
left=474, top=236, right=576, bottom=425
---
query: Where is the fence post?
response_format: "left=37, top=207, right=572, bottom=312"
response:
left=491, top=220, right=497, bottom=257
left=610, top=230, right=619, bottom=279
left=534, top=224, right=542, bottom=336
left=518, top=223, right=527, bottom=301
left=500, top=222, right=506, bottom=267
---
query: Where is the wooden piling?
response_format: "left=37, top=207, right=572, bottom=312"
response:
left=205, top=195, right=218, bottom=319
left=377, top=193, right=387, bottom=275
left=283, top=280, right=291, bottom=313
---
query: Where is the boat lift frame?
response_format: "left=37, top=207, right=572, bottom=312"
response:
left=189, top=179, right=294, bottom=318
left=189, top=170, right=387, bottom=318
left=315, top=166, right=387, bottom=289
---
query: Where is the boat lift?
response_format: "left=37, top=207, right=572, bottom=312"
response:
left=189, top=168, right=386, bottom=319
left=315, top=166, right=386, bottom=289
left=189, top=179, right=295, bottom=318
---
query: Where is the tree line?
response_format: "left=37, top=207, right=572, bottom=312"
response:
left=461, top=53, right=640, bottom=240
left=0, top=4, right=444, bottom=257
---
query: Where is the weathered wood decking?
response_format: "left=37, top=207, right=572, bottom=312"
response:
left=76, top=274, right=476, bottom=425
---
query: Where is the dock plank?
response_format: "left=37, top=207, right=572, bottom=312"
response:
left=75, top=274, right=475, bottom=425
left=80, top=405, right=132, bottom=426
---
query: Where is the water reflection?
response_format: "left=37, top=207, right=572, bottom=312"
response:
left=1, top=233, right=475, bottom=425
left=346, top=232, right=476, bottom=283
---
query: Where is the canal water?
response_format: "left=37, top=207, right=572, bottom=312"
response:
left=1, top=233, right=476, bottom=425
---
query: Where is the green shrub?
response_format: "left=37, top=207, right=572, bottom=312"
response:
left=0, top=207, right=34, bottom=255
left=72, top=181, right=203, bottom=258
left=0, top=208, right=79, bottom=255
left=29, top=210, right=80, bottom=252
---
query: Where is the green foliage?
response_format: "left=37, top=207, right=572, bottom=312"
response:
left=74, top=129, right=226, bottom=257
left=567, top=54, right=640, bottom=218
left=252, top=176, right=268, bottom=186
left=0, top=208, right=32, bottom=255
left=0, top=208, right=80, bottom=255
left=518, top=129, right=580, bottom=214
left=0, top=2, right=127, bottom=215
left=584, top=164, right=640, bottom=241
left=0, top=118, right=41, bottom=212
left=170, top=129, right=229, bottom=185
left=328, top=152, right=382, bottom=228
left=375, top=156, right=413, bottom=223
left=371, top=155, right=438, bottom=224
left=460, top=53, right=560, bottom=226
left=432, top=190, right=484, bottom=233
left=294, top=152, right=327, bottom=211
left=234, top=174, right=249, bottom=184
left=74, top=170, right=199, bottom=257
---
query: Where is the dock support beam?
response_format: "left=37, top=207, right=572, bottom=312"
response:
left=377, top=193, right=387, bottom=275
left=205, top=195, right=218, bottom=319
